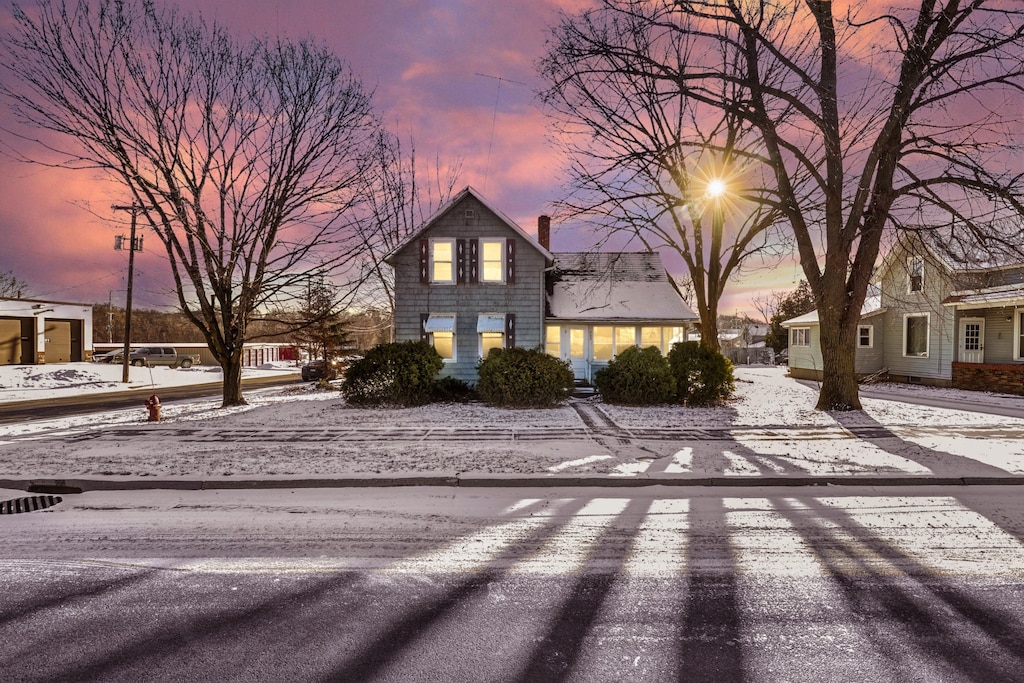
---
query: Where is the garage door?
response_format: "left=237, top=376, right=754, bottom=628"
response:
left=0, top=318, right=21, bottom=365
left=44, top=320, right=72, bottom=363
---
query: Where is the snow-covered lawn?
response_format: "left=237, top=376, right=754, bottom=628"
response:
left=0, top=359, right=300, bottom=403
left=0, top=364, right=1022, bottom=481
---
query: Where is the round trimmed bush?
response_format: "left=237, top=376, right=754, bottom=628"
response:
left=342, top=340, right=443, bottom=406
left=594, top=346, right=675, bottom=405
left=667, top=341, right=735, bottom=406
left=476, top=347, right=575, bottom=408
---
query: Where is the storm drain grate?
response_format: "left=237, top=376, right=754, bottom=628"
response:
left=0, top=495, right=63, bottom=514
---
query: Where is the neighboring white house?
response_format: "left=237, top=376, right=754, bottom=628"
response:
left=0, top=297, right=94, bottom=365
left=782, top=230, right=1024, bottom=394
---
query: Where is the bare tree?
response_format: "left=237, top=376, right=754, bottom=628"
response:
left=352, top=130, right=462, bottom=322
left=0, top=270, right=28, bottom=298
left=541, top=0, right=1024, bottom=409
left=1, top=0, right=379, bottom=405
left=538, top=5, right=789, bottom=351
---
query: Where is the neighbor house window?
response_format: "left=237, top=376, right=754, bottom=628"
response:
left=791, top=327, right=810, bottom=347
left=908, top=256, right=924, bottom=293
left=545, top=325, right=561, bottom=357
left=431, top=239, right=455, bottom=283
left=1015, top=310, right=1024, bottom=361
left=858, top=325, right=874, bottom=348
left=480, top=239, right=505, bottom=283
left=904, top=313, right=929, bottom=357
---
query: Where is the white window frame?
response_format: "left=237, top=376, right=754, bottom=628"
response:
left=791, top=327, right=810, bottom=347
left=479, top=238, right=506, bottom=284
left=1014, top=309, right=1024, bottom=361
left=903, top=313, right=930, bottom=358
left=430, top=239, right=456, bottom=284
left=857, top=325, right=874, bottom=349
left=908, top=256, right=924, bottom=293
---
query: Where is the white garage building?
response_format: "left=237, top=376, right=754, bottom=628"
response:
left=0, top=298, right=94, bottom=365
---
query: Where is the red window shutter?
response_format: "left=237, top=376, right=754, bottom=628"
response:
left=505, top=313, right=516, bottom=348
left=469, top=239, right=479, bottom=284
left=506, top=238, right=515, bottom=283
left=456, top=239, right=467, bottom=284
left=419, top=240, right=429, bottom=284
left=420, top=313, right=430, bottom=341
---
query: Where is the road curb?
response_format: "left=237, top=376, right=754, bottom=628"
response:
left=4, top=473, right=1024, bottom=493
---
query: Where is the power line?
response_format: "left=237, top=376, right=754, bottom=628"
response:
left=475, top=72, right=526, bottom=194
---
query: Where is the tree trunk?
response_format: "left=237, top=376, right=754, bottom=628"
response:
left=699, top=314, right=721, bottom=353
left=815, top=309, right=861, bottom=411
left=221, top=353, right=246, bottom=407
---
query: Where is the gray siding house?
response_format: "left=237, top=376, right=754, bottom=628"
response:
left=386, top=187, right=698, bottom=383
left=783, top=231, right=1024, bottom=394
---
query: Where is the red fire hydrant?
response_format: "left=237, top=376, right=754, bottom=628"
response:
left=144, top=394, right=161, bottom=422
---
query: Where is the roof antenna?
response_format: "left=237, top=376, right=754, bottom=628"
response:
left=476, top=73, right=526, bottom=194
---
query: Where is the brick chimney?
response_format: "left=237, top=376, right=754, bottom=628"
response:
left=538, top=215, right=551, bottom=251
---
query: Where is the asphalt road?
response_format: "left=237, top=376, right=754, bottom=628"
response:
left=2, top=486, right=1022, bottom=682
left=0, top=373, right=302, bottom=424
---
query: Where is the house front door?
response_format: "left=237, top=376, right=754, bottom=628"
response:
left=567, top=326, right=588, bottom=381
left=959, top=318, right=985, bottom=363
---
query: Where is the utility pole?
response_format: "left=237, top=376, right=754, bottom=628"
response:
left=112, top=204, right=146, bottom=384
left=106, top=290, right=113, bottom=344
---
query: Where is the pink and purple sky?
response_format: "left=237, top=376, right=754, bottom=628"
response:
left=0, top=0, right=803, bottom=315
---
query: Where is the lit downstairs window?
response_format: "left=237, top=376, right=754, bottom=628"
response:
left=423, top=314, right=456, bottom=360
left=478, top=314, right=506, bottom=358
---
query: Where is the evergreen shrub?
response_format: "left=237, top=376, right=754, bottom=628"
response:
left=667, top=341, right=735, bottom=406
left=432, top=376, right=474, bottom=402
left=476, top=347, right=575, bottom=408
left=594, top=346, right=676, bottom=405
left=342, top=340, right=443, bottom=406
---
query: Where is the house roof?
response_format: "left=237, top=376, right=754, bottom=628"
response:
left=383, top=186, right=554, bottom=264
left=879, top=224, right=1024, bottom=277
left=546, top=252, right=698, bottom=323
left=943, top=283, right=1024, bottom=309
left=781, top=291, right=884, bottom=327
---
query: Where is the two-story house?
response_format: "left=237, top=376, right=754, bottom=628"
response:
left=385, top=187, right=698, bottom=383
left=783, top=230, right=1024, bottom=394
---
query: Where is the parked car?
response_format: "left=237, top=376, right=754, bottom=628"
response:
left=126, top=346, right=200, bottom=368
left=92, top=349, right=127, bottom=363
left=301, top=359, right=338, bottom=381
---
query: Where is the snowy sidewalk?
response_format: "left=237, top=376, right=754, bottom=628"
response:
left=1, top=366, right=1022, bottom=491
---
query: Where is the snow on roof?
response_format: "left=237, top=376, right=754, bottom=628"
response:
left=781, top=291, right=883, bottom=327
left=915, top=223, right=1024, bottom=272
left=943, top=282, right=1024, bottom=308
left=547, top=252, right=698, bottom=322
